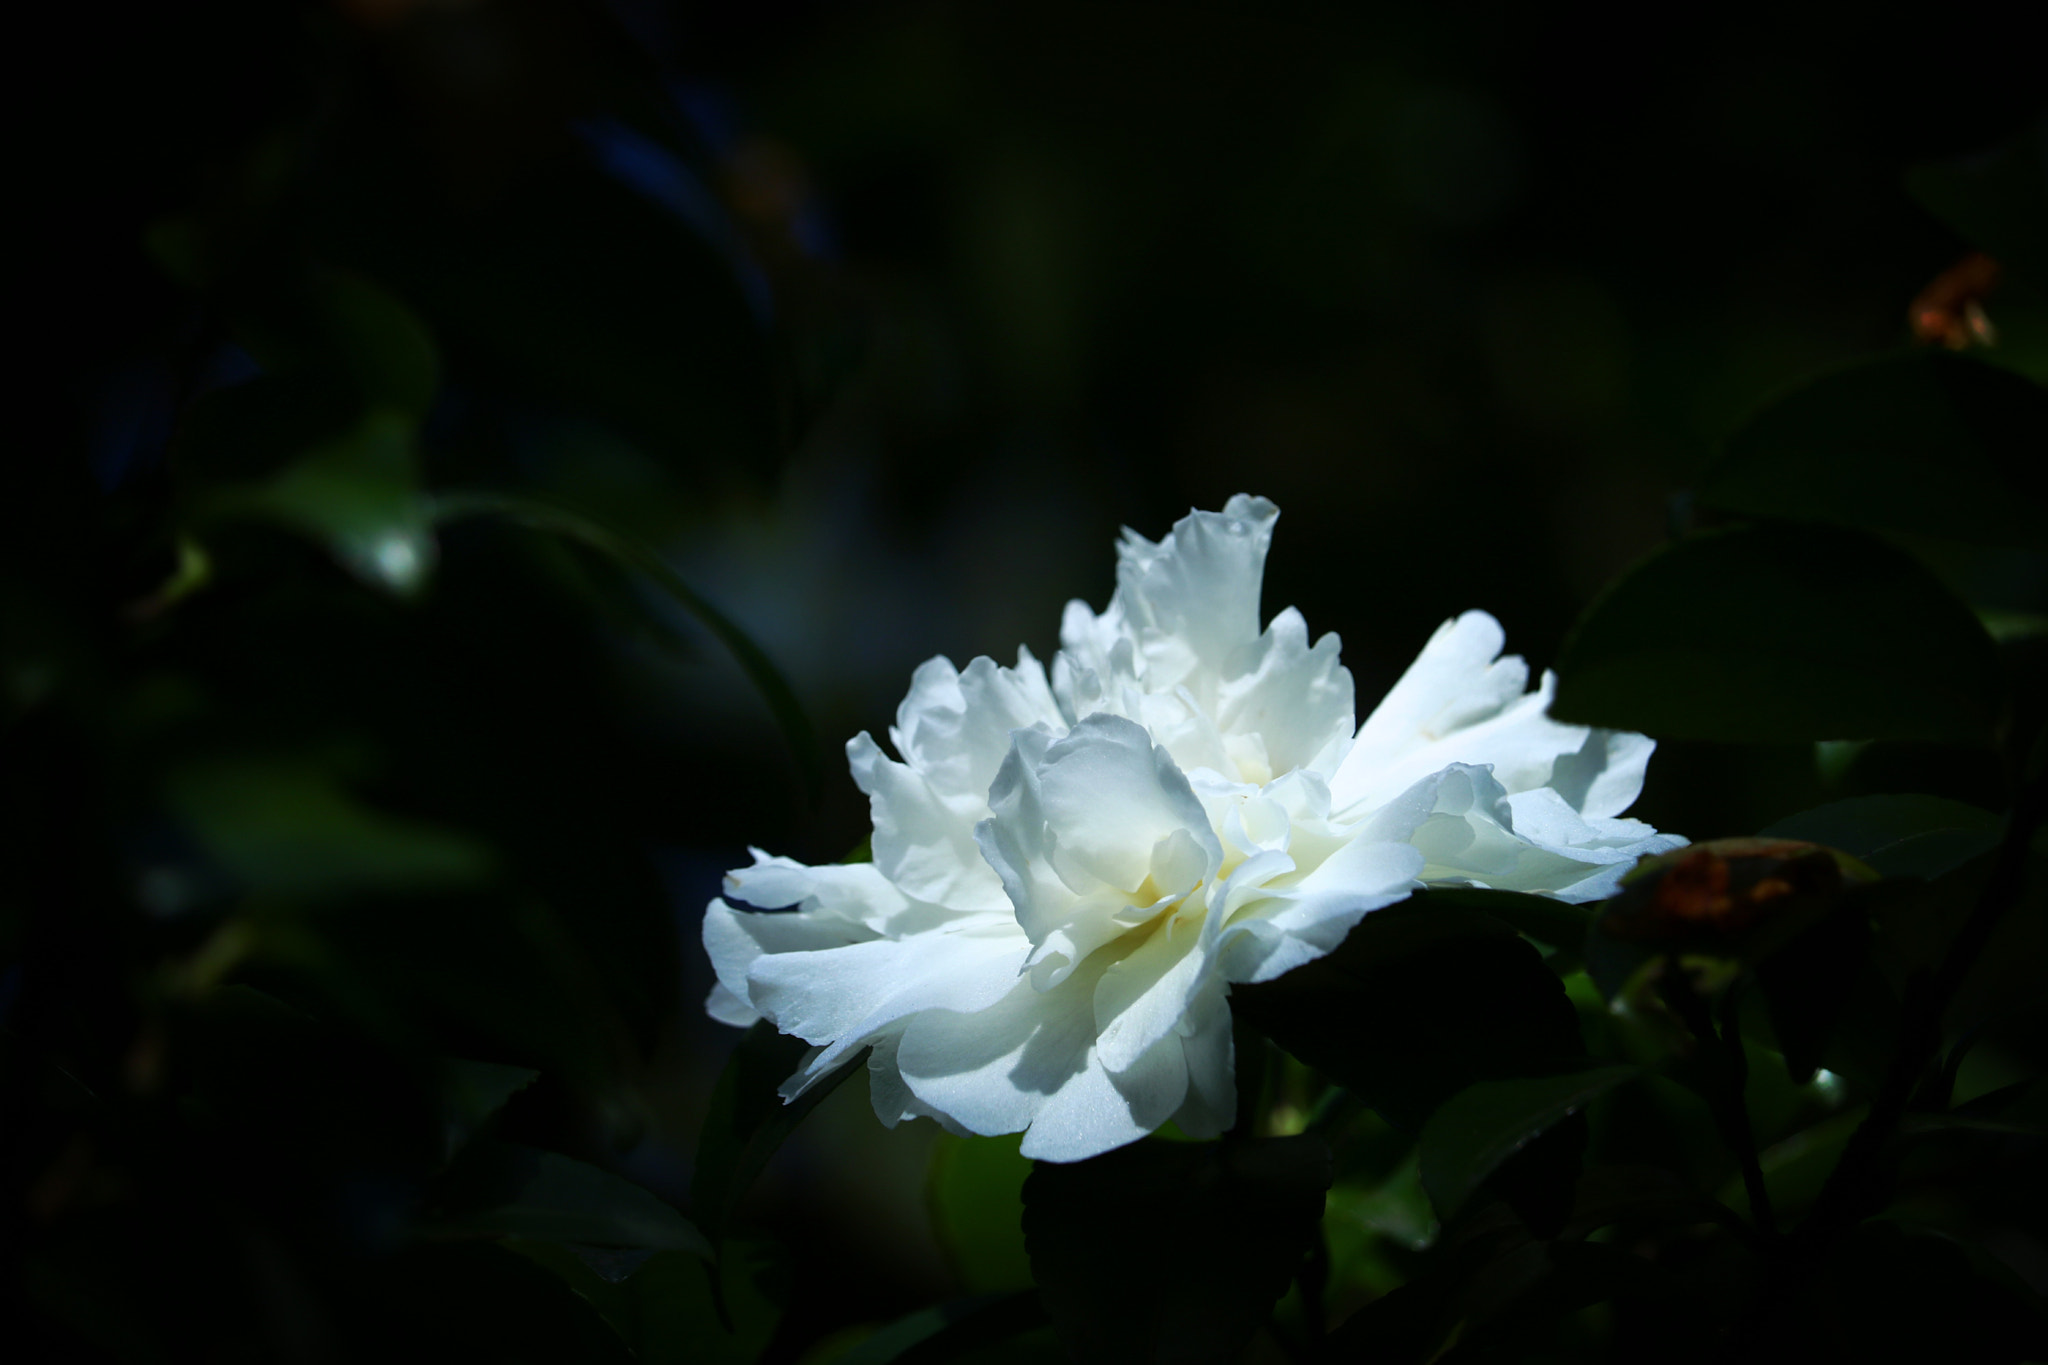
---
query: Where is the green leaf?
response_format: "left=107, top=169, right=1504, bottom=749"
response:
left=1232, top=905, right=1585, bottom=1132
left=1814, top=1220, right=2048, bottom=1359
left=1761, top=794, right=2004, bottom=880
left=165, top=757, right=491, bottom=899
left=317, top=151, right=780, bottom=481
left=1023, top=1136, right=1330, bottom=1365
left=691, top=1021, right=866, bottom=1243
left=365, top=1242, right=639, bottom=1363
left=1718, top=1105, right=1866, bottom=1224
left=1699, top=352, right=2048, bottom=550
left=1413, top=886, right=1594, bottom=958
left=202, top=409, right=437, bottom=594
left=631, top=1242, right=782, bottom=1365
left=1754, top=904, right=1873, bottom=1085
left=435, top=491, right=822, bottom=802
left=1419, top=1066, right=1637, bottom=1222
left=504, top=1240, right=783, bottom=1365
left=928, top=1133, right=1034, bottom=1292
left=427, top=1142, right=710, bottom=1255
left=441, top=1058, right=540, bottom=1160
left=1907, top=122, right=2048, bottom=283
left=309, top=269, right=441, bottom=419
left=1315, top=1270, right=1463, bottom=1365
left=1552, top=523, right=2001, bottom=744
left=831, top=1291, right=1048, bottom=1365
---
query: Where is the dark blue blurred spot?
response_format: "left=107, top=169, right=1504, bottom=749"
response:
left=574, top=118, right=774, bottom=325
left=88, top=344, right=261, bottom=493
left=88, top=361, right=178, bottom=491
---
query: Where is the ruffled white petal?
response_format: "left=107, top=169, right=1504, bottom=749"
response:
left=751, top=924, right=1027, bottom=1087
left=1216, top=607, right=1356, bottom=783
left=848, top=733, right=1009, bottom=912
left=887, top=651, right=1064, bottom=810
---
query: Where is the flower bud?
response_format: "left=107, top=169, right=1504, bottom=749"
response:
left=1599, top=837, right=1876, bottom=960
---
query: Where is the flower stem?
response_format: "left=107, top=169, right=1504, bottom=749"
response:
left=1661, top=963, right=1774, bottom=1237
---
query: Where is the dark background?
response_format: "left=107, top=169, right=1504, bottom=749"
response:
left=5, top=1, right=2043, bottom=1358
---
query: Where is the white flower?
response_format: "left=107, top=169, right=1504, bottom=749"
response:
left=704, top=496, right=1683, bottom=1162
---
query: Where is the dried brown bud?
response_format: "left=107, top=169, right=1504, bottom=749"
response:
left=1600, top=837, right=1875, bottom=958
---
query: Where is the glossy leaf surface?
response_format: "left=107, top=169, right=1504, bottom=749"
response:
left=1552, top=523, right=2001, bottom=744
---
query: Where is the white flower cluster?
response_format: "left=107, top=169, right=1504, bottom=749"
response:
left=704, top=496, right=1681, bottom=1161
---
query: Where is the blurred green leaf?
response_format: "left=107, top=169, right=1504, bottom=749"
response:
left=427, top=1142, right=710, bottom=1254
left=928, top=1132, right=1033, bottom=1292
left=1233, top=905, right=1585, bottom=1132
left=202, top=409, right=437, bottom=594
left=832, top=1291, right=1048, bottom=1365
left=1907, top=121, right=2048, bottom=283
left=1552, top=523, right=2002, bottom=744
left=1761, top=794, right=2004, bottom=880
left=441, top=1058, right=540, bottom=1161
left=366, top=1242, right=640, bottom=1362
left=1418, top=1066, right=1637, bottom=1223
left=512, top=1238, right=783, bottom=1365
left=1814, top=1220, right=2048, bottom=1359
left=317, top=151, right=780, bottom=481
left=1022, top=1136, right=1330, bottom=1365
left=166, top=757, right=490, bottom=899
left=309, top=269, right=441, bottom=419
left=632, top=1241, right=783, bottom=1365
left=435, top=491, right=821, bottom=801
left=1719, top=1105, right=1866, bottom=1225
left=1317, top=1268, right=1463, bottom=1365
left=1329, top=1146, right=1438, bottom=1256
left=1700, top=352, right=2048, bottom=550
left=1755, top=904, right=1873, bottom=1085
left=1899, top=1071, right=2048, bottom=1147
left=691, top=1021, right=865, bottom=1243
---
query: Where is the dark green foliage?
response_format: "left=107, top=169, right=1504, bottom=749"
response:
left=1233, top=905, right=1586, bottom=1133
left=1699, top=352, right=2048, bottom=550
left=1552, top=523, right=2002, bottom=744
left=691, top=1021, right=867, bottom=1245
left=1419, top=1067, right=1637, bottom=1222
left=1761, top=794, right=2004, bottom=880
left=1022, top=1136, right=1331, bottom=1365
left=831, top=1291, right=1049, bottom=1365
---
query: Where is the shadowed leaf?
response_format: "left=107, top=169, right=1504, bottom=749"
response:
left=1552, top=523, right=2000, bottom=744
left=691, top=1021, right=866, bottom=1243
left=1023, top=1136, right=1330, bottom=1365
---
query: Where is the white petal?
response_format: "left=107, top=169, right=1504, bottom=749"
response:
left=1172, top=983, right=1236, bottom=1139
left=1111, top=497, right=1279, bottom=698
left=724, top=851, right=922, bottom=933
left=1545, top=727, right=1657, bottom=819
left=1019, top=1046, right=1156, bottom=1162
left=705, top=981, right=759, bottom=1028
left=1410, top=768, right=1685, bottom=902
left=1334, top=613, right=1589, bottom=813
left=1106, top=1031, right=1191, bottom=1136
left=1216, top=607, right=1356, bottom=782
left=887, top=651, right=1064, bottom=808
left=1215, top=837, right=1422, bottom=985
left=703, top=896, right=871, bottom=1016
left=866, top=1034, right=970, bottom=1134
left=897, top=972, right=1096, bottom=1137
left=746, top=923, right=1026, bottom=1063
left=1093, top=910, right=1211, bottom=1074
left=849, top=732, right=1009, bottom=911
left=1036, top=714, right=1218, bottom=894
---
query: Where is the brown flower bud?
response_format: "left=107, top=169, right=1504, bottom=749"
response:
left=1599, top=837, right=1875, bottom=958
